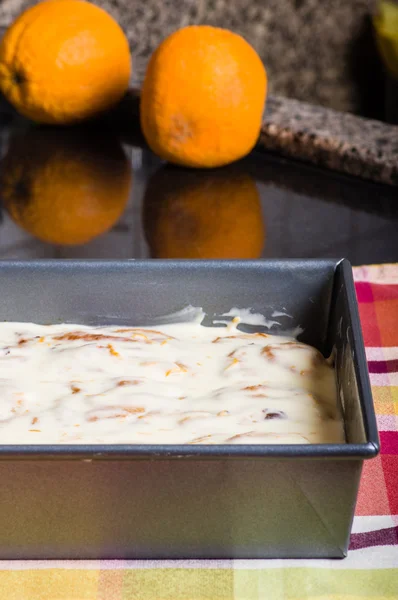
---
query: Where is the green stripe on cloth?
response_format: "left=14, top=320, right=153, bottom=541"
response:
left=122, top=568, right=233, bottom=599
left=233, top=569, right=398, bottom=599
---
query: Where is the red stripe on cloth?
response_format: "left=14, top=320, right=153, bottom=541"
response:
left=355, top=455, right=390, bottom=515
left=378, top=299, right=398, bottom=347
left=381, top=455, right=398, bottom=513
left=357, top=302, right=383, bottom=346
left=380, top=431, right=398, bottom=454
left=349, top=525, right=398, bottom=550
left=368, top=359, right=398, bottom=374
left=372, top=283, right=398, bottom=301
left=355, top=281, right=375, bottom=303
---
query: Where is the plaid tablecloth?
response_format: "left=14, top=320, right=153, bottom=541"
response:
left=0, top=263, right=396, bottom=600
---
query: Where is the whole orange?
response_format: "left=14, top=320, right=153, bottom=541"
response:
left=143, top=165, right=265, bottom=258
left=0, top=127, right=132, bottom=245
left=140, top=26, right=267, bottom=168
left=0, top=0, right=131, bottom=124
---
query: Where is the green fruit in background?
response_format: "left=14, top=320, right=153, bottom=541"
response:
left=373, top=1, right=398, bottom=79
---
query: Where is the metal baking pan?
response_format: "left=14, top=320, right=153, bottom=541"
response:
left=0, top=259, right=379, bottom=559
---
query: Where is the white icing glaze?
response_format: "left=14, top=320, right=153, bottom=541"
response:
left=0, top=319, right=345, bottom=444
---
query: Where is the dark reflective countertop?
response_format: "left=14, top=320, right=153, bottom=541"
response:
left=0, top=95, right=397, bottom=266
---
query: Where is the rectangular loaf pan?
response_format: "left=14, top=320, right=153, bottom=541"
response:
left=0, top=259, right=379, bottom=559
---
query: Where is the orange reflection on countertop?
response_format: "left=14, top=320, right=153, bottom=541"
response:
left=0, top=126, right=132, bottom=246
left=143, top=164, right=265, bottom=259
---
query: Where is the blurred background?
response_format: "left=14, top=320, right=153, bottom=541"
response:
left=1, top=0, right=396, bottom=122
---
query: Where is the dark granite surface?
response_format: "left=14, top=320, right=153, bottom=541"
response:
left=261, top=96, right=398, bottom=186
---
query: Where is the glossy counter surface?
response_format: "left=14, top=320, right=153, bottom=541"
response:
left=0, top=98, right=396, bottom=265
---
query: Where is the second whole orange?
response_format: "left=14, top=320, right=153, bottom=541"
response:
left=140, top=26, right=267, bottom=168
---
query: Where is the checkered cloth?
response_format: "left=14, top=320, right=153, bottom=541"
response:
left=0, top=264, right=396, bottom=599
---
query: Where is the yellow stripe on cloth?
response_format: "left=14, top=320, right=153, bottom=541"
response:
left=1, top=568, right=398, bottom=600
left=0, top=568, right=233, bottom=600
left=0, top=569, right=98, bottom=600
